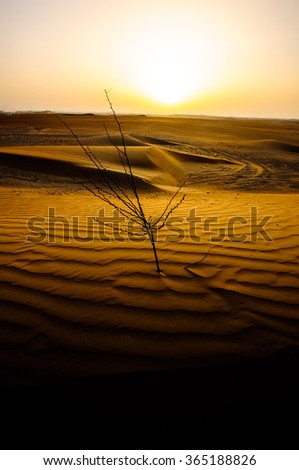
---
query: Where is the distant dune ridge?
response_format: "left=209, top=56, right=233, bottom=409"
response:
left=0, top=113, right=299, bottom=386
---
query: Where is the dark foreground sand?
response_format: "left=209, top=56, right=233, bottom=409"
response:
left=0, top=113, right=299, bottom=448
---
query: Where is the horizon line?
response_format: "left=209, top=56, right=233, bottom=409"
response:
left=1, top=110, right=298, bottom=121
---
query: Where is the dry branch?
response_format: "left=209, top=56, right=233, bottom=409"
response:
left=56, top=91, right=188, bottom=274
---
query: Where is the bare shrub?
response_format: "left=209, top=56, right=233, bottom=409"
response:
left=56, top=91, right=187, bottom=274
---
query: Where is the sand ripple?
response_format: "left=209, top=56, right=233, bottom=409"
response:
left=0, top=188, right=298, bottom=384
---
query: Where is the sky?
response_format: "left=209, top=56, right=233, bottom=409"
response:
left=1, top=0, right=299, bottom=117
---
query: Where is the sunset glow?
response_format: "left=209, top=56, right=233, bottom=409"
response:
left=1, top=0, right=299, bottom=117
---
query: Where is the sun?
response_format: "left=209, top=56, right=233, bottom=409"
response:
left=115, top=5, right=226, bottom=109
left=134, top=43, right=208, bottom=106
left=138, top=53, right=200, bottom=105
left=127, top=14, right=211, bottom=106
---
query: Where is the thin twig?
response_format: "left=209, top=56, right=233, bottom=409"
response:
left=184, top=245, right=214, bottom=271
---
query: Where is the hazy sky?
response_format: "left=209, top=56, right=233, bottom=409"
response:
left=1, top=0, right=299, bottom=117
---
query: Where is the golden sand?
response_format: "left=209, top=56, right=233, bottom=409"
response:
left=0, top=113, right=298, bottom=385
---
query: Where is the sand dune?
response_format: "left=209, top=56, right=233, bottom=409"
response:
left=246, top=139, right=299, bottom=153
left=0, top=140, right=235, bottom=189
left=0, top=114, right=299, bottom=387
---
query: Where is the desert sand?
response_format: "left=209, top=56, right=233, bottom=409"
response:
left=0, top=112, right=299, bottom=448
